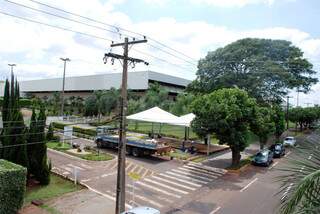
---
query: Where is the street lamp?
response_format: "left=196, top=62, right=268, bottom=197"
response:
left=60, top=58, right=70, bottom=117
left=8, top=63, right=16, bottom=74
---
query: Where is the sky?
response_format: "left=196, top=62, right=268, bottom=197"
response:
left=0, top=0, right=320, bottom=106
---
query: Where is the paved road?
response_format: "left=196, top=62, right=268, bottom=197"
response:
left=49, top=148, right=226, bottom=213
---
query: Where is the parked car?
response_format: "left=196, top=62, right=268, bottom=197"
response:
left=252, top=149, right=274, bottom=166
left=269, top=143, right=285, bottom=158
left=121, top=207, right=160, bottom=214
left=283, top=136, right=296, bottom=147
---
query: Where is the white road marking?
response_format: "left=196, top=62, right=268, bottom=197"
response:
left=308, top=155, right=312, bottom=160
left=67, top=164, right=85, bottom=171
left=143, top=178, right=189, bottom=194
left=284, top=151, right=291, bottom=157
left=62, top=166, right=72, bottom=172
left=152, top=176, right=197, bottom=191
left=111, top=162, right=118, bottom=170
left=85, top=186, right=132, bottom=209
left=183, top=165, right=222, bottom=176
left=126, top=191, right=163, bottom=208
left=125, top=162, right=134, bottom=171
left=166, top=171, right=208, bottom=184
left=159, top=173, right=202, bottom=187
left=81, top=178, right=91, bottom=182
left=101, top=172, right=117, bottom=177
left=130, top=165, right=139, bottom=173
left=268, top=161, right=279, bottom=170
left=210, top=206, right=221, bottom=214
left=178, top=167, right=218, bottom=179
left=137, top=166, right=144, bottom=174
left=281, top=183, right=293, bottom=200
left=62, top=171, right=70, bottom=175
left=135, top=181, right=181, bottom=198
left=187, top=162, right=226, bottom=174
left=171, top=169, right=213, bottom=181
left=240, top=178, right=258, bottom=192
left=80, top=163, right=93, bottom=169
left=142, top=168, right=149, bottom=177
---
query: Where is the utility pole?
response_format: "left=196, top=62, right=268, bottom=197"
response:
left=104, top=37, right=148, bottom=214
left=286, top=96, right=292, bottom=130
left=60, top=58, right=70, bottom=117
left=8, top=63, right=16, bottom=74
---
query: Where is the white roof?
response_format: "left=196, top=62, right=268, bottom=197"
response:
left=169, top=113, right=196, bottom=127
left=127, top=107, right=179, bottom=124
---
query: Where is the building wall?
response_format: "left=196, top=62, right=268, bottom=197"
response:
left=0, top=81, right=4, bottom=97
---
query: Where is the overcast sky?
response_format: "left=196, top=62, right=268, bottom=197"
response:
left=0, top=0, right=319, bottom=106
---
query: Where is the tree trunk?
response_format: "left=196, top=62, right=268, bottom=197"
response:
left=231, top=147, right=241, bottom=167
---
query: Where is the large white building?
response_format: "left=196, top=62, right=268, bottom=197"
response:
left=0, top=71, right=191, bottom=98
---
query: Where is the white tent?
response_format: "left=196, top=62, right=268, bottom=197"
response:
left=127, top=106, right=179, bottom=124
left=171, top=113, right=196, bottom=127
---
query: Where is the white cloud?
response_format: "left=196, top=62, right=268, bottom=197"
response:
left=189, top=0, right=282, bottom=7
left=0, top=0, right=318, bottom=105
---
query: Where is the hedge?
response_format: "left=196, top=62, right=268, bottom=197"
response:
left=0, top=98, right=32, bottom=108
left=0, top=159, right=27, bottom=214
left=52, top=122, right=97, bottom=136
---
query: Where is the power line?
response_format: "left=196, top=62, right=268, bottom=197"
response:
left=21, top=0, right=198, bottom=65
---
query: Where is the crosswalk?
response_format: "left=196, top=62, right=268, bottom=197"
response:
left=114, top=162, right=226, bottom=209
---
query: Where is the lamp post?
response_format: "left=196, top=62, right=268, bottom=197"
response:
left=60, top=58, right=70, bottom=117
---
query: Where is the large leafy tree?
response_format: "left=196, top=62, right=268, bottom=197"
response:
left=170, top=93, right=195, bottom=116
left=189, top=38, right=318, bottom=103
left=251, top=106, right=275, bottom=149
left=191, top=88, right=258, bottom=166
left=273, top=104, right=286, bottom=141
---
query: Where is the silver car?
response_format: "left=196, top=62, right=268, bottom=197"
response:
left=283, top=136, right=296, bottom=146
left=122, top=207, right=160, bottom=214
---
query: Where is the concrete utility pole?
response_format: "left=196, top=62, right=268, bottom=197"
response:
left=8, top=63, right=16, bottom=74
left=104, top=37, right=148, bottom=214
left=60, top=58, right=70, bottom=117
left=286, top=96, right=292, bottom=130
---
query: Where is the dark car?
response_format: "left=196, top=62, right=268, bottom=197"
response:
left=252, top=149, right=274, bottom=166
left=269, top=143, right=285, bottom=158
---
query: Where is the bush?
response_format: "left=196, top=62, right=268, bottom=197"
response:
left=0, top=159, right=27, bottom=214
left=52, top=122, right=97, bottom=136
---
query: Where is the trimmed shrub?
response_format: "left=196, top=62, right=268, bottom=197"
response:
left=52, top=122, right=97, bottom=136
left=0, top=159, right=27, bottom=214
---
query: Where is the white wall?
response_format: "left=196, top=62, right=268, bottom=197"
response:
left=0, top=81, right=4, bottom=97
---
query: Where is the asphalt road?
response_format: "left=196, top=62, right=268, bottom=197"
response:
left=48, top=132, right=318, bottom=214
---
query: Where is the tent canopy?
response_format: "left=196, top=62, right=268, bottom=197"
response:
left=127, top=107, right=195, bottom=127
left=171, top=113, right=196, bottom=127
left=127, top=106, right=179, bottom=124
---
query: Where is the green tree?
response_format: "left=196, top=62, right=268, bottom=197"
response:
left=273, top=105, right=285, bottom=141
left=189, top=38, right=318, bottom=103
left=251, top=106, right=275, bottom=149
left=0, top=73, right=29, bottom=168
left=170, top=93, right=195, bottom=116
left=191, top=88, right=258, bottom=166
left=46, top=123, right=54, bottom=141
left=289, top=107, right=318, bottom=131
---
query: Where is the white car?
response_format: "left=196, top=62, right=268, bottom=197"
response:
left=122, top=207, right=160, bottom=214
left=283, top=136, right=296, bottom=146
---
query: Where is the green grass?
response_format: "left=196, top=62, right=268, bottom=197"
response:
left=24, top=174, right=83, bottom=204
left=40, top=205, right=62, bottom=214
left=191, top=156, right=208, bottom=163
left=47, top=141, right=114, bottom=161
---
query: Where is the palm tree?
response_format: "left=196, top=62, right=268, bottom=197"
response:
left=278, top=137, right=320, bottom=214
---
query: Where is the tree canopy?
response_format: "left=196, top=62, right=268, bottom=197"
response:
left=191, top=88, right=258, bottom=166
left=188, top=38, right=318, bottom=103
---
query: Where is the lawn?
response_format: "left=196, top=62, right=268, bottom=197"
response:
left=47, top=141, right=114, bottom=161
left=24, top=174, right=83, bottom=204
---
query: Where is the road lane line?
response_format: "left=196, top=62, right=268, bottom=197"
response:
left=166, top=171, right=208, bottom=184
left=152, top=176, right=197, bottom=191
left=143, top=178, right=189, bottom=194
left=171, top=169, right=213, bottom=181
left=67, top=164, right=85, bottom=171
left=240, top=178, right=258, bottom=192
left=101, top=171, right=117, bottom=177
left=135, top=181, right=181, bottom=198
left=126, top=191, right=163, bottom=208
left=111, top=162, right=118, bottom=170
left=81, top=178, right=91, bottom=182
left=159, top=173, right=202, bottom=187
left=284, top=151, right=291, bottom=157
left=268, top=161, right=279, bottom=169
left=62, top=166, right=72, bottom=172
left=62, top=171, right=70, bottom=175
left=178, top=167, right=218, bottom=179
left=80, top=163, right=93, bottom=169
left=183, top=165, right=222, bottom=176
left=210, top=206, right=221, bottom=214
left=142, top=168, right=149, bottom=177
left=136, top=166, right=144, bottom=174
left=187, top=162, right=226, bottom=174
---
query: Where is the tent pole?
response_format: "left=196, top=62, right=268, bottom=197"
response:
left=151, top=122, right=154, bottom=137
